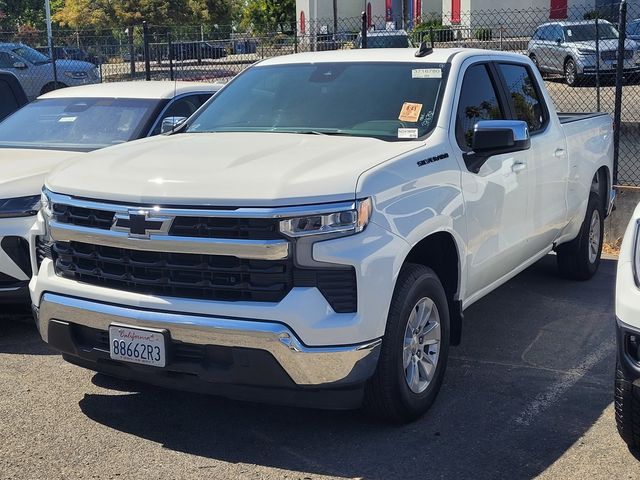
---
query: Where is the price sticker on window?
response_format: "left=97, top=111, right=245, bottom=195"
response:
left=399, top=102, right=423, bottom=123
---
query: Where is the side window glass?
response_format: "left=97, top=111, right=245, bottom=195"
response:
left=152, top=95, right=203, bottom=135
left=456, top=64, right=505, bottom=149
left=498, top=63, right=546, bottom=133
left=539, top=26, right=549, bottom=41
left=0, top=52, right=15, bottom=68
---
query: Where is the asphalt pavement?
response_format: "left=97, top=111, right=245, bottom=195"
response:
left=1, top=254, right=638, bottom=479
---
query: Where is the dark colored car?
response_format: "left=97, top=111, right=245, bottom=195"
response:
left=170, top=42, right=227, bottom=61
left=0, top=71, right=28, bottom=122
left=36, top=46, right=104, bottom=65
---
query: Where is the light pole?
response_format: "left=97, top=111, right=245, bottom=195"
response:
left=333, top=0, right=338, bottom=35
left=44, top=0, right=58, bottom=85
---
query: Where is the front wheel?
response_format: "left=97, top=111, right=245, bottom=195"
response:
left=564, top=58, right=580, bottom=86
left=363, top=264, right=450, bottom=422
left=615, top=362, right=640, bottom=451
left=556, top=191, right=603, bottom=280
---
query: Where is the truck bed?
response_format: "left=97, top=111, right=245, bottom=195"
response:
left=558, top=112, right=610, bottom=124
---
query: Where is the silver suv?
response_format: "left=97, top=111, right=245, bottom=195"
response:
left=0, top=43, right=100, bottom=100
left=528, top=20, right=639, bottom=86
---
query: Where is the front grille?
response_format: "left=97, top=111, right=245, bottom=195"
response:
left=50, top=240, right=358, bottom=312
left=169, top=217, right=282, bottom=239
left=51, top=203, right=283, bottom=240
left=601, top=50, right=633, bottom=61
left=52, top=204, right=115, bottom=230
left=53, top=241, right=293, bottom=303
left=35, top=236, right=51, bottom=270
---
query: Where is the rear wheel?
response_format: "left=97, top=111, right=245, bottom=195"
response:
left=363, top=264, right=450, bottom=422
left=556, top=192, right=603, bottom=280
left=615, top=362, right=640, bottom=451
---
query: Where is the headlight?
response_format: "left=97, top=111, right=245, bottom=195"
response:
left=0, top=195, right=41, bottom=219
left=279, top=198, right=372, bottom=238
left=64, top=71, right=88, bottom=79
left=578, top=48, right=596, bottom=55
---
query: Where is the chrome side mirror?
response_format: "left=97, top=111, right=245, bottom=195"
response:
left=161, top=116, right=187, bottom=134
left=472, top=120, right=531, bottom=154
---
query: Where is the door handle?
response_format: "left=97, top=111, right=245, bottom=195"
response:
left=554, top=148, right=565, bottom=158
left=512, top=161, right=527, bottom=173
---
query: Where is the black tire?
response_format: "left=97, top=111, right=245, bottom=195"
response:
left=615, top=362, right=640, bottom=451
left=529, top=54, right=539, bottom=71
left=363, top=264, right=450, bottom=422
left=564, top=58, right=579, bottom=86
left=556, top=191, right=604, bottom=281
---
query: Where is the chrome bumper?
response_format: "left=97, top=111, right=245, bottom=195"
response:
left=37, top=293, right=381, bottom=387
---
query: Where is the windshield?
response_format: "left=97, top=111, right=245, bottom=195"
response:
left=187, top=62, right=446, bottom=140
left=564, top=23, right=619, bottom=41
left=0, top=97, right=160, bottom=151
left=12, top=45, right=52, bottom=65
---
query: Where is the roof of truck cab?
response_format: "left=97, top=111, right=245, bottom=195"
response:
left=38, top=81, right=224, bottom=100
left=257, top=48, right=473, bottom=66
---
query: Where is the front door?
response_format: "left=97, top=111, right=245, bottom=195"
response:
left=452, top=61, right=533, bottom=299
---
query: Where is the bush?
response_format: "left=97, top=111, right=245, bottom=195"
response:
left=474, top=28, right=492, bottom=41
left=411, top=20, right=454, bottom=44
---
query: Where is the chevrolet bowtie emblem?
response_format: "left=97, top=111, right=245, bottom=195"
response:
left=111, top=210, right=174, bottom=238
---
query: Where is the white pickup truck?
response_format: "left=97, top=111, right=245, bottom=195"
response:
left=30, top=47, right=614, bottom=421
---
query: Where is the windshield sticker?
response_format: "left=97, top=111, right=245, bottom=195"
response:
left=420, top=110, right=435, bottom=128
left=412, top=68, right=442, bottom=79
left=398, top=128, right=419, bottom=139
left=399, top=102, right=423, bottom=123
left=58, top=116, right=77, bottom=123
left=567, top=29, right=572, bottom=37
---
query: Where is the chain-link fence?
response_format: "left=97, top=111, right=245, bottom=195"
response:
left=1, top=3, right=640, bottom=184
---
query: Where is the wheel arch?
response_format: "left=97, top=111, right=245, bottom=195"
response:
left=401, top=231, right=463, bottom=345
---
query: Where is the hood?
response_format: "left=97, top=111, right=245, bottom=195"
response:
left=54, top=59, right=95, bottom=71
left=0, top=148, right=83, bottom=199
left=46, top=132, right=423, bottom=207
left=570, top=39, right=637, bottom=51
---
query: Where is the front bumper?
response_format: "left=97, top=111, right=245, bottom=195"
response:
left=37, top=292, right=381, bottom=389
left=0, top=215, right=37, bottom=304
left=577, top=56, right=640, bottom=75
left=617, top=318, right=640, bottom=385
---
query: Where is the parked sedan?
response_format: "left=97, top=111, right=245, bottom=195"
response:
left=528, top=20, right=640, bottom=86
left=0, top=81, right=223, bottom=305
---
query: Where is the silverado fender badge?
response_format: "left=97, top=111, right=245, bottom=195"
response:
left=417, top=152, right=449, bottom=167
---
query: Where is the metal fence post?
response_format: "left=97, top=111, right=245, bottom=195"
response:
left=168, top=33, right=174, bottom=81
left=429, top=26, right=434, bottom=48
left=361, top=11, right=367, bottom=49
left=128, top=26, right=135, bottom=79
left=143, top=21, right=151, bottom=81
left=595, top=16, right=601, bottom=112
left=613, top=0, right=628, bottom=186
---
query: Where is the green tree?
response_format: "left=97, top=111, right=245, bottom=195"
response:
left=241, top=0, right=294, bottom=33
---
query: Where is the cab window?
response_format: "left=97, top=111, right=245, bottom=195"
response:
left=498, top=63, right=546, bottom=133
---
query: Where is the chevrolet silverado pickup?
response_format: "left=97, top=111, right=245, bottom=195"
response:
left=30, top=47, right=614, bottom=421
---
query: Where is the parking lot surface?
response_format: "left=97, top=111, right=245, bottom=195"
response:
left=1, top=255, right=639, bottom=480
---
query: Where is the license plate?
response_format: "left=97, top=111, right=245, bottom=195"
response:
left=108, top=325, right=167, bottom=367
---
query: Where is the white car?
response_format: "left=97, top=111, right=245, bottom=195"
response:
left=0, top=81, right=222, bottom=305
left=615, top=202, right=640, bottom=450
left=32, top=48, right=613, bottom=420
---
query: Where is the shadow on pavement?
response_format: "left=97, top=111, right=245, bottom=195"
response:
left=78, top=255, right=617, bottom=479
left=0, top=311, right=57, bottom=356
